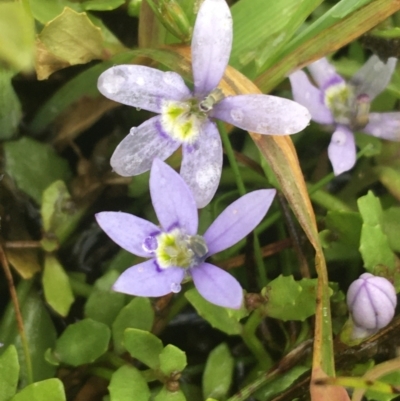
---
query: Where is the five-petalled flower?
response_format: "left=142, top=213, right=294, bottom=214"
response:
left=96, top=159, right=276, bottom=309
left=289, top=56, right=398, bottom=175
left=347, top=272, right=397, bottom=339
left=97, top=0, right=310, bottom=208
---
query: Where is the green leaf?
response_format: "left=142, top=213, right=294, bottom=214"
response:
left=159, top=345, right=187, bottom=376
left=382, top=207, right=400, bottom=253
left=202, top=343, right=234, bottom=400
left=0, top=345, right=19, bottom=401
left=0, top=3, right=35, bottom=71
left=52, top=319, right=110, bottom=366
left=41, top=181, right=86, bottom=247
left=112, top=297, right=154, bottom=354
left=42, top=255, right=74, bottom=317
left=108, top=365, right=150, bottom=401
left=0, top=280, right=57, bottom=387
left=0, top=69, right=22, bottom=140
left=262, top=275, right=318, bottom=321
left=254, top=366, right=309, bottom=400
left=355, top=132, right=382, bottom=157
left=81, top=0, right=125, bottom=11
left=11, top=379, right=66, bottom=401
left=325, top=210, right=363, bottom=247
left=3, top=137, right=71, bottom=204
left=36, top=7, right=103, bottom=79
left=124, top=328, right=163, bottom=369
left=154, top=388, right=186, bottom=401
left=185, top=289, right=243, bottom=335
left=358, top=191, right=395, bottom=271
left=376, top=166, right=400, bottom=201
left=84, top=270, right=126, bottom=327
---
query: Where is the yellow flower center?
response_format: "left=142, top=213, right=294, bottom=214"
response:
left=155, top=228, right=208, bottom=269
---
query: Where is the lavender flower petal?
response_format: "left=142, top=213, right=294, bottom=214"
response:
left=288, top=71, right=334, bottom=125
left=327, top=125, right=356, bottom=175
left=180, top=120, right=222, bottom=208
left=211, top=95, right=311, bottom=135
left=363, top=112, right=400, bottom=141
left=110, top=116, right=180, bottom=177
left=349, top=55, right=397, bottom=100
left=113, top=259, right=185, bottom=296
left=307, top=58, right=344, bottom=88
left=95, top=212, right=160, bottom=258
left=191, top=262, right=243, bottom=309
left=97, top=65, right=191, bottom=113
left=204, top=189, right=276, bottom=256
left=150, top=158, right=198, bottom=234
left=191, top=0, right=232, bottom=97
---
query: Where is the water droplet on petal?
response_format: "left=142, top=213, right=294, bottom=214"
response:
left=332, top=130, right=347, bottom=145
left=136, top=77, right=145, bottom=86
left=170, top=282, right=181, bottom=293
left=101, top=73, right=125, bottom=94
left=142, top=236, right=158, bottom=253
left=230, top=109, right=243, bottom=122
left=136, top=107, right=141, bottom=111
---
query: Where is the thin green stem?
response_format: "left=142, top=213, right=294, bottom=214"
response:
left=218, top=121, right=246, bottom=196
left=68, top=275, right=93, bottom=298
left=242, top=309, right=273, bottom=370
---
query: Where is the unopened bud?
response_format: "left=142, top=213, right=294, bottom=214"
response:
left=347, top=273, right=397, bottom=339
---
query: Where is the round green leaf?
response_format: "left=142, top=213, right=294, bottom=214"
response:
left=159, top=345, right=187, bottom=376
left=154, top=387, right=187, bottom=401
left=108, top=365, right=150, bottom=401
left=53, top=319, right=110, bottom=366
left=202, top=343, right=234, bottom=400
left=124, top=328, right=163, bottom=369
left=0, top=345, right=19, bottom=401
left=11, top=379, right=65, bottom=401
left=112, top=297, right=154, bottom=354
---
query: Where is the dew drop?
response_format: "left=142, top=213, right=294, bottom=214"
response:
left=136, top=107, right=141, bottom=111
left=170, top=282, right=181, bottom=293
left=136, top=77, right=145, bottom=86
left=101, top=73, right=125, bottom=94
left=332, top=130, right=347, bottom=145
left=230, top=109, right=243, bottom=122
left=142, top=236, right=158, bottom=253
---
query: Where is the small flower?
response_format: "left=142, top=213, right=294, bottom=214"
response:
left=98, top=0, right=310, bottom=208
left=289, top=56, right=398, bottom=175
left=347, top=273, right=397, bottom=338
left=96, top=159, right=276, bottom=309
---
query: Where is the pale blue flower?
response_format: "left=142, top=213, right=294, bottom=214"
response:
left=289, top=56, right=398, bottom=175
left=96, top=159, right=276, bottom=309
left=98, top=0, right=310, bottom=208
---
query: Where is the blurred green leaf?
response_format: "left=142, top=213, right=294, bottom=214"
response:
left=52, top=319, right=110, bottom=366
left=36, top=7, right=103, bottom=80
left=85, top=270, right=126, bottom=327
left=42, top=255, right=74, bottom=317
left=325, top=211, right=362, bottom=247
left=0, top=69, right=22, bottom=140
left=124, top=328, right=163, bottom=369
left=112, top=297, right=154, bottom=354
left=81, top=0, right=125, bottom=11
left=0, top=280, right=57, bottom=387
left=0, top=2, right=35, bottom=71
left=108, top=365, right=150, bottom=401
left=41, top=180, right=86, bottom=247
left=230, top=0, right=321, bottom=73
left=3, top=137, right=71, bottom=204
left=0, top=345, right=19, bottom=401
left=10, top=379, right=66, bottom=401
left=159, top=345, right=187, bottom=376
left=154, top=388, right=187, bottom=401
left=358, top=191, right=395, bottom=271
left=366, top=370, right=400, bottom=401
left=254, top=366, right=309, bottom=401
left=376, top=166, right=400, bottom=202
left=382, top=207, right=400, bottom=253
left=262, top=276, right=318, bottom=321
left=202, top=343, right=234, bottom=400
left=185, top=288, right=243, bottom=335
left=355, top=132, right=382, bottom=157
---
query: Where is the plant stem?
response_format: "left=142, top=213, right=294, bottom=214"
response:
left=0, top=244, right=33, bottom=384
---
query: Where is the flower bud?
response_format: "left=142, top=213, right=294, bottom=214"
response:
left=347, top=273, right=397, bottom=338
